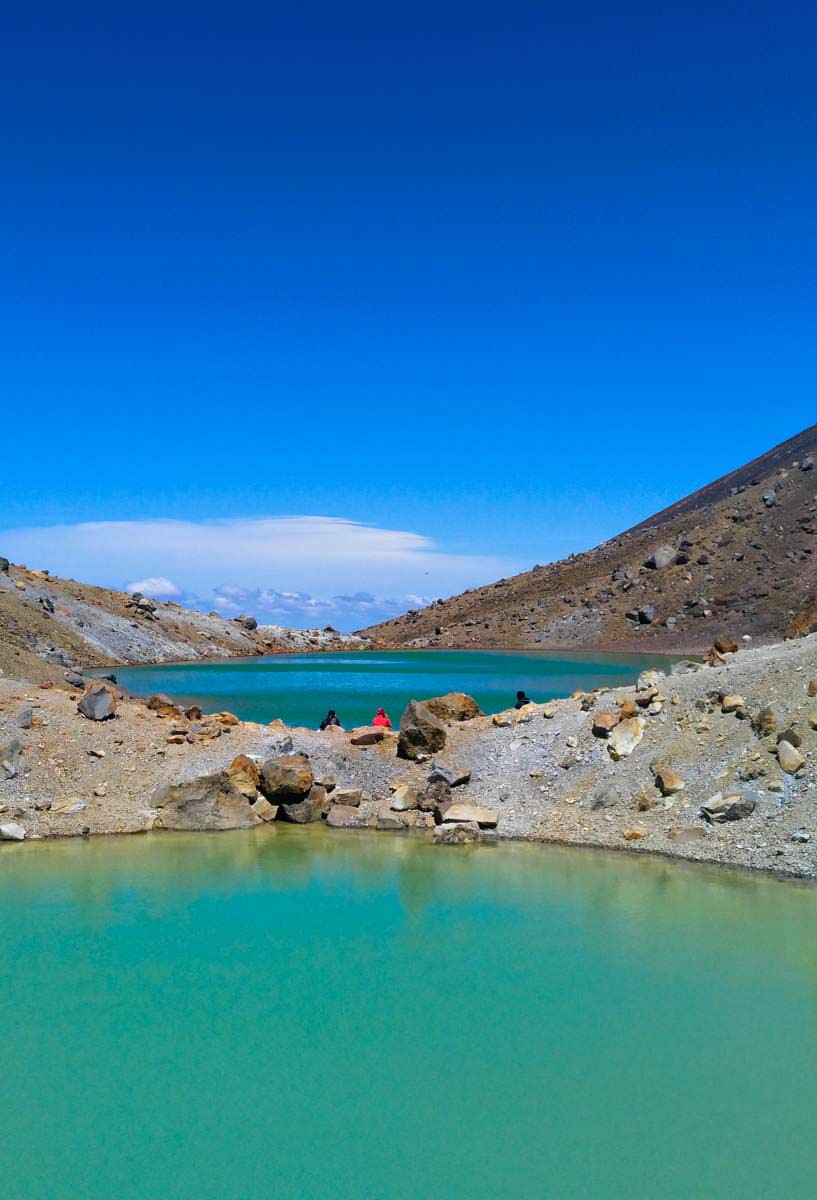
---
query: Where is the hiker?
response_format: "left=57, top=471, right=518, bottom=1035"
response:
left=319, top=709, right=341, bottom=730
left=514, top=689, right=532, bottom=709
left=372, top=707, right=392, bottom=729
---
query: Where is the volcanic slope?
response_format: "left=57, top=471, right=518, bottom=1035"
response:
left=363, top=423, right=817, bottom=652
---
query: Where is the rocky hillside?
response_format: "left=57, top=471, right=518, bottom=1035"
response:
left=363, top=424, right=817, bottom=652
left=0, top=560, right=365, bottom=684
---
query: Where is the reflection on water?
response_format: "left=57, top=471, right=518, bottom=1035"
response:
left=2, top=830, right=817, bottom=1199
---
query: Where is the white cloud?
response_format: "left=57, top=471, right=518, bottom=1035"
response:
left=0, top=515, right=520, bottom=630
left=125, top=576, right=182, bottom=598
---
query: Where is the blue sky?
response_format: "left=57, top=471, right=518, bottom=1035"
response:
left=1, top=2, right=815, bottom=627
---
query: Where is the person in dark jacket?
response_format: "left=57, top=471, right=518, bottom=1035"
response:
left=319, top=709, right=341, bottom=730
left=514, top=690, right=532, bottom=709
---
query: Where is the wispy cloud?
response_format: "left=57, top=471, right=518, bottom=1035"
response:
left=0, top=516, right=519, bottom=630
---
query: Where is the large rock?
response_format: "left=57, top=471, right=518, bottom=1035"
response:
left=332, top=787, right=362, bottom=807
left=1, top=740, right=22, bottom=780
left=326, top=804, right=365, bottom=829
left=442, top=802, right=497, bottom=828
left=154, top=772, right=260, bottom=830
left=0, top=822, right=26, bottom=841
left=644, top=545, right=675, bottom=570
left=607, top=717, right=646, bottom=760
left=77, top=681, right=117, bottom=721
left=655, top=768, right=685, bottom=796
left=397, top=700, right=447, bottom=760
left=259, top=755, right=313, bottom=798
left=592, top=711, right=619, bottom=737
left=700, top=792, right=758, bottom=823
left=0, top=556, right=9, bottom=574
left=390, top=784, right=418, bottom=811
left=423, top=692, right=482, bottom=722
left=278, top=785, right=326, bottom=823
left=225, top=754, right=260, bottom=800
left=428, top=759, right=471, bottom=787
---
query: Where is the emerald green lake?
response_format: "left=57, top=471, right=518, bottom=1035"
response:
left=3, top=829, right=817, bottom=1198
left=107, top=648, right=679, bottom=727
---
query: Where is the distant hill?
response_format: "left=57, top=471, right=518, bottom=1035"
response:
left=362, top=424, right=817, bottom=652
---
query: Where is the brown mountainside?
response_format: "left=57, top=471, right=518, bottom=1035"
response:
left=362, top=424, right=817, bottom=652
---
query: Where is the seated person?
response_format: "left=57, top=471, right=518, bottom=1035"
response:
left=514, top=689, right=532, bottom=709
left=371, top=707, right=392, bottom=729
left=319, top=709, right=341, bottom=730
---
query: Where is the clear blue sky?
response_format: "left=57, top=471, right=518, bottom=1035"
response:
left=1, top=2, right=815, bottom=625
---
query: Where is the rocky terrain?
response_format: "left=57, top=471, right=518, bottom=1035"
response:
left=3, top=632, right=817, bottom=879
left=363, top=423, right=817, bottom=652
left=0, top=558, right=366, bottom=684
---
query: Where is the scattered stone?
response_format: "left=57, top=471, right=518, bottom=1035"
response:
left=428, top=758, right=471, bottom=787
left=721, top=694, right=744, bottom=713
left=15, top=708, right=33, bottom=729
left=397, top=700, right=447, bottom=760
left=250, top=796, right=278, bottom=822
left=349, top=726, right=390, bottom=746
left=655, top=768, right=685, bottom=796
left=592, top=711, right=619, bottom=737
left=778, top=741, right=805, bottom=774
left=808, top=679, right=817, bottom=698
left=607, top=717, right=646, bottom=760
left=752, top=707, right=778, bottom=736
left=51, top=798, right=87, bottom=815
left=700, top=792, right=757, bottom=823
left=644, top=544, right=676, bottom=570
left=778, top=728, right=803, bottom=749
left=622, top=827, right=647, bottom=841
left=714, top=637, right=739, bottom=654
left=791, top=829, right=811, bottom=843
left=225, top=754, right=260, bottom=799
left=64, top=671, right=84, bottom=688
left=1, top=740, right=22, bottom=780
left=77, top=681, right=117, bottom=721
left=638, top=605, right=655, bottom=625
left=376, top=812, right=405, bottom=830
left=592, top=783, right=625, bottom=810
left=667, top=825, right=707, bottom=843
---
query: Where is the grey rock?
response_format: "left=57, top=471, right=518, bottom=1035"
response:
left=791, top=828, right=811, bottom=843
left=154, top=771, right=259, bottom=830
left=638, top=605, right=655, bottom=625
left=592, top=783, right=625, bottom=810
left=801, top=456, right=814, bottom=472
left=64, top=671, right=85, bottom=688
left=1, top=740, right=22, bottom=780
left=433, top=821, right=480, bottom=844
left=644, top=544, right=676, bottom=570
left=0, top=822, right=26, bottom=841
left=762, top=490, right=776, bottom=508
left=397, top=700, right=447, bottom=760
left=16, top=708, right=33, bottom=730
left=428, top=758, right=471, bottom=787
left=278, top=786, right=325, bottom=824
left=0, top=556, right=9, bottom=574
left=259, top=755, right=313, bottom=798
left=77, top=682, right=117, bottom=721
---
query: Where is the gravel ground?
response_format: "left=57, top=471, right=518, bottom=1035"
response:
left=2, top=634, right=817, bottom=878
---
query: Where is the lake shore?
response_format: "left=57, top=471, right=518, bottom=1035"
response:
left=3, top=633, right=817, bottom=879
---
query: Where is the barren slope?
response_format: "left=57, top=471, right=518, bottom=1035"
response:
left=363, top=424, right=817, bottom=652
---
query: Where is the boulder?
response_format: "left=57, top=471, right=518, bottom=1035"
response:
left=644, top=545, right=676, bottom=570
left=592, top=711, right=619, bottom=737
left=428, top=758, right=471, bottom=787
left=154, top=771, right=260, bottom=830
left=376, top=812, right=405, bottom=830
left=778, top=741, right=805, bottom=774
left=235, top=614, right=258, bottom=630
left=442, top=802, right=497, bottom=828
left=390, top=784, right=418, bottom=812
left=423, top=692, right=482, bottom=722
left=433, top=822, right=480, bottom=844
left=0, top=822, right=26, bottom=841
left=397, top=700, right=447, bottom=760
left=77, top=681, right=117, bottom=721
left=714, top=637, right=739, bottom=655
left=64, top=670, right=84, bottom=688
left=721, top=694, right=744, bottom=714
left=250, top=796, right=278, bottom=822
left=326, top=804, right=365, bottom=829
left=278, top=785, right=326, bottom=824
left=607, top=717, right=646, bottom=760
left=259, top=755, right=313, bottom=798
left=778, top=728, right=803, bottom=749
left=417, top=779, right=450, bottom=812
left=225, top=754, right=260, bottom=799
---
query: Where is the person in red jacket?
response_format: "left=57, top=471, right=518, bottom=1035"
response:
left=371, top=707, right=392, bottom=729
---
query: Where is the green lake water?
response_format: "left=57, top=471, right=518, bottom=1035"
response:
left=106, top=649, right=679, bottom=727
left=3, top=828, right=817, bottom=1198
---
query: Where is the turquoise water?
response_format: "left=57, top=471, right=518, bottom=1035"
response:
left=105, top=649, right=679, bottom=726
left=3, top=829, right=817, bottom=1198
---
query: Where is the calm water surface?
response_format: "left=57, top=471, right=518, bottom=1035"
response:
left=2, top=828, right=817, bottom=1198
left=107, top=648, right=680, bottom=726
